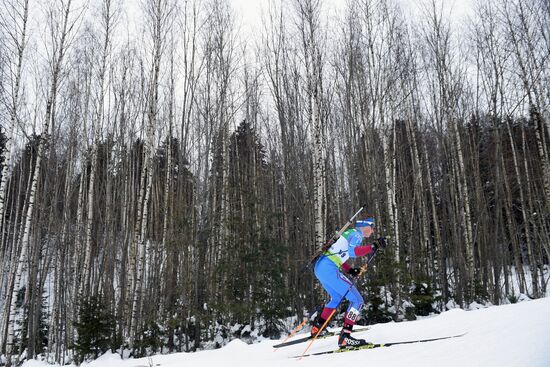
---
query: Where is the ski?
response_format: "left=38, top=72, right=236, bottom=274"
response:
left=291, top=333, right=466, bottom=358
left=273, top=327, right=369, bottom=349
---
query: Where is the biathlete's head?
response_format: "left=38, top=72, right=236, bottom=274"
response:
left=356, top=217, right=374, bottom=238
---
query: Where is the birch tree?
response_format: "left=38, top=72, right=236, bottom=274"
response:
left=0, top=0, right=29, bottom=353
left=0, top=0, right=29, bottom=243
left=262, top=0, right=315, bottom=311
left=4, top=0, right=75, bottom=363
left=419, top=0, right=476, bottom=302
left=295, top=0, right=326, bottom=251
left=80, top=0, right=118, bottom=300
left=0, top=0, right=547, bottom=361
left=501, top=0, right=550, bottom=268
left=129, top=0, right=175, bottom=348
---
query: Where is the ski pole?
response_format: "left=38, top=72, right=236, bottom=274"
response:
left=301, top=204, right=367, bottom=273
left=273, top=318, right=309, bottom=352
left=273, top=299, right=329, bottom=352
left=298, top=249, right=380, bottom=360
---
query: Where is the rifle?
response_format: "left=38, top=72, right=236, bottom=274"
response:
left=301, top=204, right=367, bottom=273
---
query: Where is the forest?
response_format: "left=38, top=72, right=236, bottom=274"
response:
left=0, top=0, right=548, bottom=365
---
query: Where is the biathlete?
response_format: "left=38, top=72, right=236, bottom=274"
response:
left=311, top=217, right=384, bottom=348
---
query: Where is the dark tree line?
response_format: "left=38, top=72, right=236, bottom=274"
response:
left=0, top=0, right=548, bottom=365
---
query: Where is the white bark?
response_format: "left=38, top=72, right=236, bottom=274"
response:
left=0, top=129, right=14, bottom=248
left=0, top=124, right=14, bottom=282
left=296, top=0, right=326, bottom=250
left=312, top=90, right=326, bottom=250
left=422, top=135, right=445, bottom=296
left=130, top=125, right=155, bottom=343
left=6, top=129, right=44, bottom=357
left=130, top=0, right=166, bottom=344
left=68, top=155, right=87, bottom=346
left=0, top=0, right=29, bottom=237
left=0, top=165, right=28, bottom=351
left=503, top=0, right=550, bottom=210
left=500, top=151, right=526, bottom=294
left=81, top=132, right=99, bottom=298
left=452, top=118, right=475, bottom=297
left=81, top=0, right=114, bottom=300
left=0, top=1, right=29, bottom=350
left=382, top=120, right=400, bottom=311
left=48, top=147, right=74, bottom=362
left=504, top=116, right=538, bottom=296
left=159, top=48, right=175, bottom=318
left=6, top=0, right=73, bottom=359
left=520, top=124, right=539, bottom=296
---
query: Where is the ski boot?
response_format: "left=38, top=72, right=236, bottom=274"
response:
left=338, top=327, right=367, bottom=348
left=310, top=315, right=329, bottom=337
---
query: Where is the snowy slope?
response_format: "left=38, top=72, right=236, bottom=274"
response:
left=24, top=297, right=550, bottom=367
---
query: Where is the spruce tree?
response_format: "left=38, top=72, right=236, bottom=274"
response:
left=410, top=280, right=438, bottom=317
left=73, top=296, right=114, bottom=363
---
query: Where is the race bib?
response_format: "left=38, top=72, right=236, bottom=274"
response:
left=346, top=307, right=360, bottom=322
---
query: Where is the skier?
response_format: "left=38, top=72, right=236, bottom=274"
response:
left=311, top=217, right=384, bottom=348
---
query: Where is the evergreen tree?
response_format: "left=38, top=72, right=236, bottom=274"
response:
left=133, top=321, right=164, bottom=357
left=255, top=231, right=291, bottom=338
left=362, top=278, right=394, bottom=325
left=360, top=251, right=402, bottom=324
left=73, top=296, right=114, bottom=363
left=409, top=280, right=438, bottom=317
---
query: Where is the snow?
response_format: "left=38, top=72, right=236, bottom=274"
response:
left=22, top=296, right=550, bottom=367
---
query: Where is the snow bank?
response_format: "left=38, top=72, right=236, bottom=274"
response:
left=22, top=297, right=550, bottom=367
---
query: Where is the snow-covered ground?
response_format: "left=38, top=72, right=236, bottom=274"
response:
left=23, top=296, right=550, bottom=367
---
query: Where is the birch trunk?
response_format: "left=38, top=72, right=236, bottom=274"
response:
left=6, top=108, right=43, bottom=360
left=80, top=0, right=114, bottom=301
left=0, top=130, right=14, bottom=250
left=48, top=135, right=76, bottom=363
left=180, top=1, right=199, bottom=157
left=421, top=137, right=446, bottom=302
left=116, top=103, right=130, bottom=344
left=406, top=117, right=429, bottom=278
left=311, top=34, right=325, bottom=252
left=81, top=130, right=99, bottom=299
left=503, top=0, right=550, bottom=223
left=531, top=110, right=550, bottom=259
left=67, top=154, right=87, bottom=347
left=5, top=2, right=72, bottom=360
left=129, top=116, right=154, bottom=348
left=130, top=0, right=163, bottom=344
left=160, top=49, right=175, bottom=319
left=452, top=119, right=475, bottom=299
left=312, top=92, right=325, bottom=251
left=0, top=161, right=26, bottom=351
left=0, top=1, right=30, bottom=349
left=382, top=119, right=400, bottom=313
left=512, top=1, right=550, bottom=210
left=505, top=118, right=538, bottom=297
left=520, top=123, right=539, bottom=297
left=0, top=0, right=29, bottom=237
left=500, top=151, right=526, bottom=294
left=297, top=0, right=326, bottom=250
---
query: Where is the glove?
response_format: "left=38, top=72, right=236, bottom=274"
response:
left=347, top=267, right=361, bottom=277
left=372, top=237, right=387, bottom=251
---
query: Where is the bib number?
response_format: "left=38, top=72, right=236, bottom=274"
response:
left=346, top=307, right=360, bottom=322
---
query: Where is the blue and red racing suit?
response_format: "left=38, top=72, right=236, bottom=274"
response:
left=314, top=228, right=374, bottom=327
